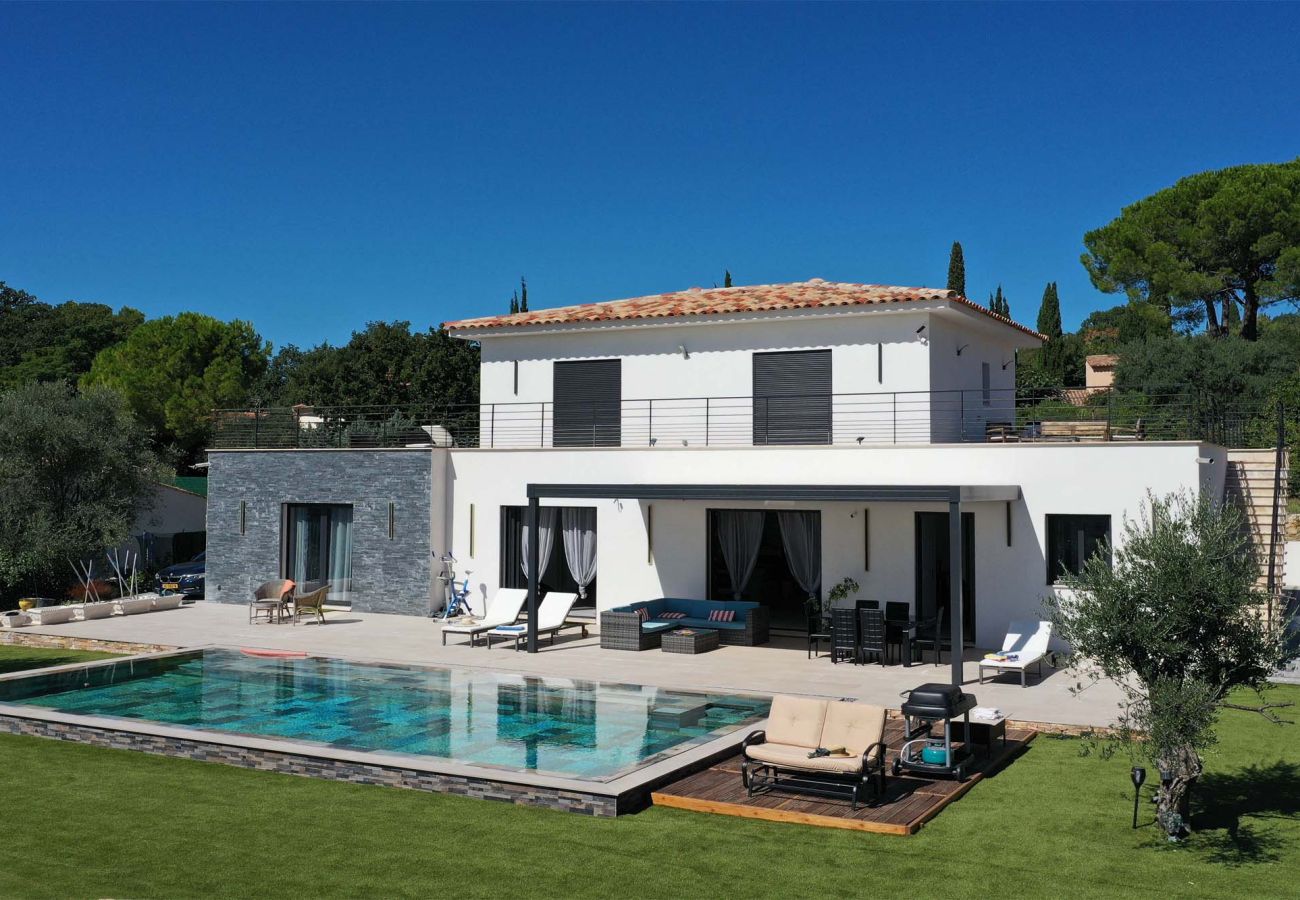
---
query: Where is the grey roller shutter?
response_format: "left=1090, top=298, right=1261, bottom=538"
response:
left=753, top=349, right=832, bottom=445
left=553, top=359, right=622, bottom=447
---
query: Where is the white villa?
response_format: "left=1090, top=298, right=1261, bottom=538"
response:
left=205, top=279, right=1277, bottom=665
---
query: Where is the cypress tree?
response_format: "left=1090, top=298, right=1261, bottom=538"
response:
left=509, top=291, right=519, bottom=314
left=946, top=242, right=966, bottom=296
left=519, top=277, right=528, bottom=313
left=1037, top=281, right=1062, bottom=339
left=724, top=270, right=733, bottom=288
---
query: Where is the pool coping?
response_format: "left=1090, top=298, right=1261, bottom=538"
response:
left=0, top=644, right=770, bottom=815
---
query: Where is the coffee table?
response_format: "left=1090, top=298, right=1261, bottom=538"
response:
left=662, top=628, right=720, bottom=654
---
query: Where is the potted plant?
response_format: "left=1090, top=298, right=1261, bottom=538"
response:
left=812, top=577, right=860, bottom=631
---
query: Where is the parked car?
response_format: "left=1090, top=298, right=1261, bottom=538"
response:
left=156, top=551, right=206, bottom=596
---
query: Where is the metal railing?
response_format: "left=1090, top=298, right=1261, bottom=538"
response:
left=211, top=387, right=1277, bottom=451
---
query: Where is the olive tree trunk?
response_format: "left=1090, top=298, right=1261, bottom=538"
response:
left=1156, top=745, right=1202, bottom=839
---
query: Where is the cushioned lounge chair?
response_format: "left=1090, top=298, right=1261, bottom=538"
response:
left=741, top=695, right=888, bottom=810
left=486, top=591, right=585, bottom=650
left=978, top=619, right=1052, bottom=687
left=440, top=588, right=527, bottom=647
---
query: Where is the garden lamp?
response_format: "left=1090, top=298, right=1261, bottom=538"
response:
left=1130, top=766, right=1146, bottom=828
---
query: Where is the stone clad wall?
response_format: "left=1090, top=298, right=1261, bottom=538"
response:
left=206, top=449, right=436, bottom=615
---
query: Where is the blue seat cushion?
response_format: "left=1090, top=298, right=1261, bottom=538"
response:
left=674, top=616, right=745, bottom=631
left=640, top=620, right=677, bottom=633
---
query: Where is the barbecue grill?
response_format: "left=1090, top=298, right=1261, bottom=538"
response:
left=894, top=682, right=978, bottom=780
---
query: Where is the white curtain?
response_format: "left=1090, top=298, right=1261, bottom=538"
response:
left=561, top=508, right=598, bottom=599
left=777, top=511, right=821, bottom=602
left=328, top=505, right=353, bottom=599
left=291, top=506, right=311, bottom=585
left=716, top=510, right=765, bottom=600
left=520, top=507, right=558, bottom=581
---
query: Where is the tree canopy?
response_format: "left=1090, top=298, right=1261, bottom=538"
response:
left=946, top=242, right=965, bottom=296
left=0, top=382, right=161, bottom=602
left=0, top=281, right=143, bottom=388
left=1082, top=158, right=1300, bottom=340
left=258, top=320, right=479, bottom=410
left=84, top=312, right=270, bottom=464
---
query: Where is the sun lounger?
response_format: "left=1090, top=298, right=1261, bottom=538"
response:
left=486, top=592, right=586, bottom=650
left=978, top=619, right=1052, bottom=687
left=440, top=588, right=527, bottom=647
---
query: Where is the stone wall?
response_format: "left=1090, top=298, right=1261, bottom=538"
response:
left=0, top=714, right=625, bottom=815
left=0, top=633, right=175, bottom=655
left=206, top=449, right=437, bottom=616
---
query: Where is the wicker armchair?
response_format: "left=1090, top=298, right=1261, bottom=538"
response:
left=249, top=579, right=295, bottom=624
left=291, top=582, right=329, bottom=625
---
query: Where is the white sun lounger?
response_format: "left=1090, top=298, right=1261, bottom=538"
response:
left=440, top=588, right=527, bottom=647
left=486, top=592, right=585, bottom=650
left=978, top=619, right=1053, bottom=687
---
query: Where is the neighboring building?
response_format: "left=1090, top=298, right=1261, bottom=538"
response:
left=118, top=480, right=208, bottom=569
left=205, top=279, right=1257, bottom=650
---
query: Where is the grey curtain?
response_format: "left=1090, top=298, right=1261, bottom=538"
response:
left=716, top=510, right=765, bottom=600
left=520, top=507, right=558, bottom=581
left=777, top=511, right=821, bottom=601
left=561, top=508, right=598, bottom=599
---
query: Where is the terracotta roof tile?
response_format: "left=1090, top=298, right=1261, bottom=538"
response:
left=444, top=279, right=1044, bottom=340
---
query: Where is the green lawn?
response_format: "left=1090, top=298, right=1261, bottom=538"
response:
left=0, top=647, right=1296, bottom=899
left=0, top=644, right=120, bottom=675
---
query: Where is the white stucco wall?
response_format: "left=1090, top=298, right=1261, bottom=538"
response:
left=444, top=441, right=1225, bottom=648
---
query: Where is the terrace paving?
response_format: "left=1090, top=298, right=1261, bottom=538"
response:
left=12, top=601, right=1125, bottom=727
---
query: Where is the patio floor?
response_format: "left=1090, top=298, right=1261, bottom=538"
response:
left=7, top=601, right=1124, bottom=728
left=652, top=718, right=1037, bottom=835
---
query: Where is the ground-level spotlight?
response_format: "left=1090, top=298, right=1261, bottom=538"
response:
left=1130, top=766, right=1147, bottom=828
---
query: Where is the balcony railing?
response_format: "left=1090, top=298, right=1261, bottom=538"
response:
left=211, top=387, right=1275, bottom=451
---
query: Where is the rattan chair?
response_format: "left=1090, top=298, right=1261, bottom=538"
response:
left=291, top=583, right=329, bottom=625
left=249, top=579, right=295, bottom=624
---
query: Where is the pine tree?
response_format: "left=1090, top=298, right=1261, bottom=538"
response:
left=519, top=277, right=528, bottom=313
left=724, top=270, right=733, bottom=288
left=1037, top=281, right=1062, bottom=339
left=509, top=291, right=519, bottom=314
left=946, top=242, right=966, bottom=296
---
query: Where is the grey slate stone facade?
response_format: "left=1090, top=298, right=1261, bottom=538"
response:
left=206, top=449, right=434, bottom=615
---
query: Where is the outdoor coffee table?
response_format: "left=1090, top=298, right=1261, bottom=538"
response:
left=662, top=628, right=720, bottom=654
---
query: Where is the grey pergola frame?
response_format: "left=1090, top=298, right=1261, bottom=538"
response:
left=521, top=483, right=1019, bottom=687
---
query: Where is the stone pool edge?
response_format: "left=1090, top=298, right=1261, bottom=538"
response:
left=0, top=645, right=765, bottom=816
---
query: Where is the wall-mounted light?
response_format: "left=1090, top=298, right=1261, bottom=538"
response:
left=678, top=344, right=689, bottom=359
left=1002, top=358, right=1013, bottom=370
left=915, top=324, right=927, bottom=335
left=1195, top=457, right=1216, bottom=465
left=956, top=343, right=970, bottom=356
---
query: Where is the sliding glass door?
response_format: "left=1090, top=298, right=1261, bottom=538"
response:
left=284, top=504, right=353, bottom=602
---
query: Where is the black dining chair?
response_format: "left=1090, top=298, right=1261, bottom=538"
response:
left=884, top=601, right=913, bottom=662
left=884, top=601, right=910, bottom=622
left=856, top=599, right=880, bottom=612
left=807, top=612, right=832, bottom=660
left=858, top=608, right=887, bottom=666
left=831, top=607, right=859, bottom=664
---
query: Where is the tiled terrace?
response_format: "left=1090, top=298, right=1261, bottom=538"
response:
left=8, top=601, right=1124, bottom=729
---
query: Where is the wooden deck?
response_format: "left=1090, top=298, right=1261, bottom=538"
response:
left=651, top=719, right=1036, bottom=835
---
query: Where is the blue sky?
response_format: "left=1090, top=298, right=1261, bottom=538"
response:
left=2, top=2, right=1297, bottom=349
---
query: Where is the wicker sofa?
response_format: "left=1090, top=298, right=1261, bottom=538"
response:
left=600, top=598, right=770, bottom=650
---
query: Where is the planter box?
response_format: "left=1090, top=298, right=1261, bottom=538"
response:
left=27, top=606, right=78, bottom=626
left=80, top=602, right=116, bottom=620
left=1, top=613, right=31, bottom=628
left=115, top=596, right=155, bottom=616
left=152, top=595, right=183, bottom=611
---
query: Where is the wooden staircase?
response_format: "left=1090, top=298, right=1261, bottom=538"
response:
left=1224, top=448, right=1288, bottom=610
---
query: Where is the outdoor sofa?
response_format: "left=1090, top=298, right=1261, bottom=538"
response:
left=600, top=598, right=769, bottom=650
left=741, top=695, right=888, bottom=810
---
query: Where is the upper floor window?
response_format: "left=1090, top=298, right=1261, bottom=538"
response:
left=553, top=359, right=622, bottom=447
left=1046, top=514, right=1110, bottom=583
left=752, top=349, right=832, bottom=445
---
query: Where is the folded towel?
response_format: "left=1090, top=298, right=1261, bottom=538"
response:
left=494, top=625, right=526, bottom=632
left=972, top=707, right=1002, bottom=721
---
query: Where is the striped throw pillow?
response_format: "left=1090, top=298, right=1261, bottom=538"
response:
left=659, top=611, right=687, bottom=620
left=634, top=607, right=650, bottom=623
left=708, top=609, right=736, bottom=623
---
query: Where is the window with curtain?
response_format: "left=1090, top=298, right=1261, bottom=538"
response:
left=284, top=504, right=354, bottom=602
left=499, top=505, right=596, bottom=603
left=1045, top=514, right=1110, bottom=583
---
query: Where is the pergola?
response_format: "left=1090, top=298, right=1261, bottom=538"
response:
left=521, top=483, right=1021, bottom=686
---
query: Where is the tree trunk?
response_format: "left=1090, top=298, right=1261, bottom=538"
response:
left=1156, top=745, right=1203, bottom=840
left=1241, top=280, right=1259, bottom=341
left=1202, top=297, right=1221, bottom=336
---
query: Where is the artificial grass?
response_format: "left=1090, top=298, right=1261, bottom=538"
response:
left=0, top=644, right=120, bottom=675
left=0, top=678, right=1295, bottom=899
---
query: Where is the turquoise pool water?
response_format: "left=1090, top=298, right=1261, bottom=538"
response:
left=0, top=650, right=769, bottom=781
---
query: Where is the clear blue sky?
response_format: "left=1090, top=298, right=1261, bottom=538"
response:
left=2, top=2, right=1297, bottom=349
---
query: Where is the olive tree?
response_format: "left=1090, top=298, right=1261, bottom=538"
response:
left=1046, top=492, right=1294, bottom=840
left=0, top=382, right=161, bottom=602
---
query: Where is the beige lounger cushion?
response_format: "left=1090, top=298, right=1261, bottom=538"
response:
left=764, top=696, right=827, bottom=749
left=744, top=741, right=863, bottom=774
left=820, top=702, right=886, bottom=762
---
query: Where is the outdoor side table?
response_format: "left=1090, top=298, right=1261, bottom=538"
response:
left=953, top=717, right=1007, bottom=755
left=662, top=628, right=720, bottom=654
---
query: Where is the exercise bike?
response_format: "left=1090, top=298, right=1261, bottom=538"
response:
left=433, top=554, right=475, bottom=619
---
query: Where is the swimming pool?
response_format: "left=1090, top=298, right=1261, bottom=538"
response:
left=0, top=649, right=770, bottom=781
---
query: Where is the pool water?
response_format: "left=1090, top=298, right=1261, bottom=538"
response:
left=0, top=650, right=770, bottom=781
